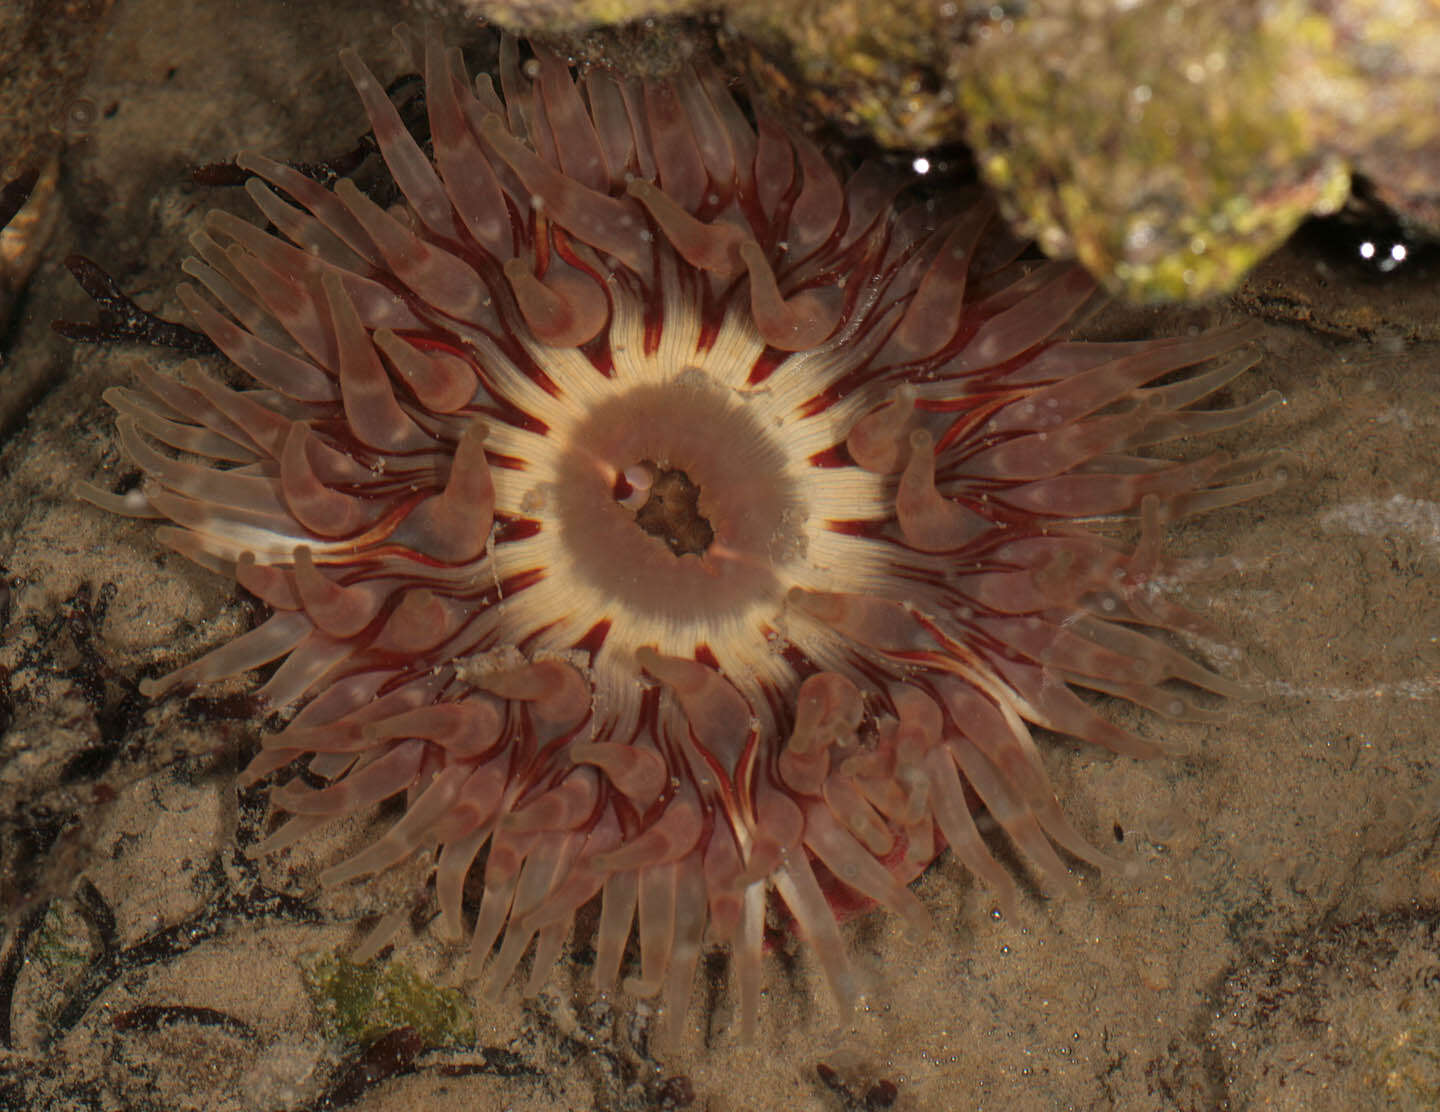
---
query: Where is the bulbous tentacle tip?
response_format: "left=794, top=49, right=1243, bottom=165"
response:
left=74, top=480, right=159, bottom=518
left=393, top=418, right=494, bottom=564
left=235, top=550, right=300, bottom=610
left=593, top=792, right=704, bottom=874
left=1122, top=449, right=1297, bottom=526
left=788, top=587, right=936, bottom=654
left=230, top=152, right=378, bottom=269
left=639, top=647, right=753, bottom=770
left=528, top=56, right=614, bottom=196
left=886, top=201, right=994, bottom=361
left=753, top=117, right=796, bottom=223
left=418, top=40, right=512, bottom=257
left=279, top=421, right=371, bottom=538
left=291, top=544, right=383, bottom=638
left=175, top=282, right=338, bottom=403
left=373, top=589, right=459, bottom=654
left=625, top=179, right=746, bottom=277
left=788, top=672, right=863, bottom=757
left=787, top=132, right=846, bottom=254
left=739, top=240, right=843, bottom=351
left=479, top=658, right=590, bottom=730
left=136, top=675, right=175, bottom=700
left=507, top=771, right=600, bottom=834
left=320, top=270, right=432, bottom=453
left=502, top=255, right=609, bottom=348
left=373, top=329, right=478, bottom=413
left=896, top=427, right=988, bottom=552
left=332, top=178, right=488, bottom=324
left=571, top=741, right=668, bottom=808
left=364, top=699, right=504, bottom=759
left=777, top=672, right=861, bottom=794
left=846, top=385, right=917, bottom=474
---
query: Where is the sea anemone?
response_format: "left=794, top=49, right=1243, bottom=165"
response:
left=82, top=28, right=1284, bottom=1042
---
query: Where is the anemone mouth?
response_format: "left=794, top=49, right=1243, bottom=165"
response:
left=525, top=370, right=807, bottom=653
left=80, top=24, right=1286, bottom=1045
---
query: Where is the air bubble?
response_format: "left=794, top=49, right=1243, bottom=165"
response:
left=63, top=98, right=98, bottom=141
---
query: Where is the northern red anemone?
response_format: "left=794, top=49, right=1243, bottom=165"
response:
left=81, top=27, right=1284, bottom=1042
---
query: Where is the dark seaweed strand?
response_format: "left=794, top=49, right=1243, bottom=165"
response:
left=51, top=255, right=217, bottom=353
left=0, top=901, right=51, bottom=1049
left=42, top=877, right=320, bottom=1049
left=110, top=1003, right=255, bottom=1038
left=816, top=1061, right=901, bottom=1111
left=313, top=1027, right=425, bottom=1110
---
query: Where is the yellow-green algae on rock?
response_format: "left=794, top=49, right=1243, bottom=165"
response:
left=953, top=1, right=1353, bottom=300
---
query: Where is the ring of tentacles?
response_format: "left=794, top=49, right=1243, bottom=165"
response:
left=82, top=28, right=1284, bottom=1041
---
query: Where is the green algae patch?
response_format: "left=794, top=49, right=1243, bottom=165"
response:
left=33, top=902, right=93, bottom=970
left=302, top=952, right=474, bottom=1050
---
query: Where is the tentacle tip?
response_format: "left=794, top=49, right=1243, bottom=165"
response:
left=1040, top=870, right=1083, bottom=902
left=461, top=953, right=488, bottom=985
left=391, top=21, right=421, bottom=56
left=829, top=977, right=859, bottom=1017
left=989, top=895, right=1019, bottom=925
left=1208, top=674, right=1263, bottom=706
left=74, top=480, right=159, bottom=518
left=317, top=864, right=359, bottom=888
left=1143, top=735, right=1188, bottom=760
left=138, top=674, right=176, bottom=700
left=621, top=974, right=661, bottom=999
left=901, top=905, right=933, bottom=939
left=235, top=768, right=267, bottom=792
left=337, top=46, right=372, bottom=85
